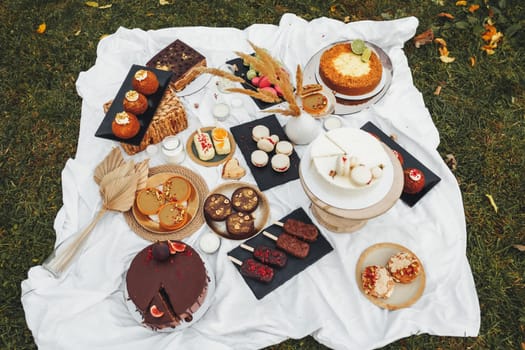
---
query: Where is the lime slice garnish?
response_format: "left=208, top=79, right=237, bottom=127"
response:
left=361, top=47, right=372, bottom=62
left=351, top=39, right=366, bottom=55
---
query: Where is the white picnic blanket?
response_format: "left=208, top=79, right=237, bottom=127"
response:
left=21, top=13, right=480, bottom=350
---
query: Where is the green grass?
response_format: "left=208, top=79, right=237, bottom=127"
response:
left=1, top=0, right=524, bottom=349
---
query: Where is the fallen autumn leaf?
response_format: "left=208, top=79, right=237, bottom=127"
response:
left=485, top=194, right=498, bottom=213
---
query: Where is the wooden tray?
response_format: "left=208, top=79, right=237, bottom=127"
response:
left=186, top=127, right=236, bottom=167
left=355, top=242, right=426, bottom=310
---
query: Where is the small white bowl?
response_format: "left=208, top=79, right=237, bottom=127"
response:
left=323, top=115, right=343, bottom=131
left=199, top=233, right=221, bottom=254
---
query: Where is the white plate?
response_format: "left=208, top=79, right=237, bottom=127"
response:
left=355, top=242, right=425, bottom=310
left=123, top=252, right=215, bottom=332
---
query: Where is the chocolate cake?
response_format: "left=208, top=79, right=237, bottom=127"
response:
left=126, top=241, right=208, bottom=330
left=147, top=39, right=207, bottom=92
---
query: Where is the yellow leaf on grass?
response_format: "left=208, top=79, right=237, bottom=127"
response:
left=469, top=56, right=476, bottom=66
left=440, top=55, right=455, bottom=63
left=437, top=12, right=455, bottom=20
left=85, top=1, right=99, bottom=7
left=159, top=0, right=170, bottom=5
left=36, top=23, right=46, bottom=34
left=482, top=24, right=497, bottom=42
left=434, top=37, right=447, bottom=47
left=485, top=194, right=498, bottom=213
left=456, top=0, right=467, bottom=6
left=469, top=4, right=480, bottom=13
left=99, top=4, right=112, bottom=9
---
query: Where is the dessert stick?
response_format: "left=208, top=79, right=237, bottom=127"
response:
left=274, top=219, right=319, bottom=242
left=240, top=243, right=288, bottom=268
left=263, top=231, right=310, bottom=259
left=228, top=255, right=274, bottom=283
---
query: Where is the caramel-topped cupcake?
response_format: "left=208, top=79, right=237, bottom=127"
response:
left=123, top=90, right=148, bottom=115
left=111, top=111, right=140, bottom=139
left=131, top=69, right=159, bottom=95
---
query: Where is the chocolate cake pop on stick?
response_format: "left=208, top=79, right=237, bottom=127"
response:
left=240, top=243, right=288, bottom=268
left=274, top=218, right=318, bottom=242
left=228, top=255, right=274, bottom=283
left=263, top=231, right=310, bottom=259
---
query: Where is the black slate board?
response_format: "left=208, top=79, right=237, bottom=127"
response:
left=95, top=65, right=173, bottom=146
left=230, top=115, right=300, bottom=191
left=227, top=207, right=333, bottom=300
left=226, top=57, right=282, bottom=110
left=360, top=122, right=441, bottom=207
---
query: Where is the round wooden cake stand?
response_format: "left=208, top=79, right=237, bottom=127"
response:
left=299, top=144, right=404, bottom=233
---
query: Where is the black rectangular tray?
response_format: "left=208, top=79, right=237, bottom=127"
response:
left=227, top=207, right=333, bottom=299
left=230, top=115, right=300, bottom=191
left=360, top=121, right=441, bottom=207
left=95, top=65, right=173, bottom=146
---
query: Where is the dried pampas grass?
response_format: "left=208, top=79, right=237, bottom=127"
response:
left=193, top=40, right=302, bottom=117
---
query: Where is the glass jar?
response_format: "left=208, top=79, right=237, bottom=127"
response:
left=161, top=135, right=185, bottom=164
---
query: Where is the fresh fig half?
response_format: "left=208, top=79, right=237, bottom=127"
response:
left=149, top=305, right=164, bottom=318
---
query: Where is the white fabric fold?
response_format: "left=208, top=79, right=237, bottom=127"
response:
left=22, top=13, right=479, bottom=350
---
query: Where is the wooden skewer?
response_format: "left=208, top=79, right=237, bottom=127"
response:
left=240, top=243, right=255, bottom=253
left=262, top=230, right=278, bottom=241
left=228, top=255, right=243, bottom=266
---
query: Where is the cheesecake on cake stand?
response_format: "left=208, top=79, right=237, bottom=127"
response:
left=299, top=127, right=403, bottom=233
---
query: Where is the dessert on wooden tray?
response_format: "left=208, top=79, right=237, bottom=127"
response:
left=318, top=40, right=383, bottom=96
left=126, top=241, right=209, bottom=330
left=203, top=182, right=269, bottom=240
left=188, top=126, right=235, bottom=166
left=133, top=174, right=196, bottom=234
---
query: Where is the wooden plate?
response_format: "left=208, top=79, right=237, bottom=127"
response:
left=355, top=242, right=425, bottom=310
left=204, top=182, right=269, bottom=240
left=132, top=173, right=199, bottom=234
left=186, top=126, right=236, bottom=167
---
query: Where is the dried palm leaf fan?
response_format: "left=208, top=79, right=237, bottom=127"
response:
left=189, top=41, right=304, bottom=116
left=43, top=148, right=149, bottom=277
